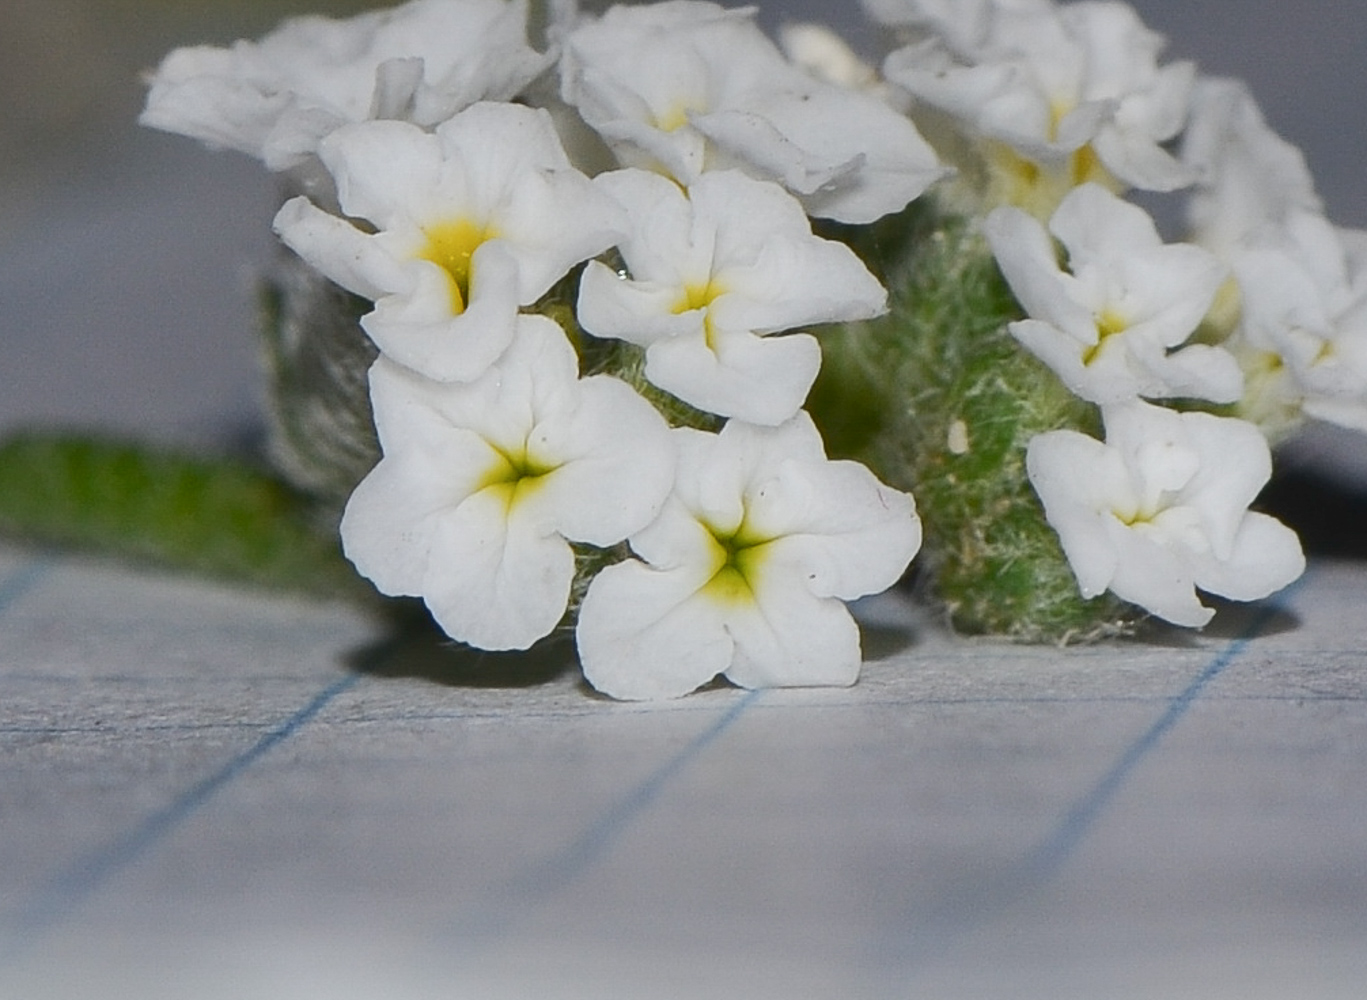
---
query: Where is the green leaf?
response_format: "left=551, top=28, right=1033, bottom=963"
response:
left=0, top=431, right=366, bottom=599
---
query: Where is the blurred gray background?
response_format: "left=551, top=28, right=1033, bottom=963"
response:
left=3, top=0, right=1366, bottom=481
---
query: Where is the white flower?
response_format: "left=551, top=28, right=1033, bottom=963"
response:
left=1026, top=401, right=1304, bottom=628
left=558, top=0, right=945, bottom=223
left=862, top=0, right=1053, bottom=52
left=1182, top=78, right=1367, bottom=438
left=883, top=0, right=1195, bottom=209
left=985, top=183, right=1241, bottom=405
left=576, top=413, right=922, bottom=700
left=273, top=103, right=624, bottom=382
left=577, top=169, right=887, bottom=425
left=1181, top=77, right=1322, bottom=260
left=140, top=0, right=550, bottom=172
left=340, top=315, right=674, bottom=651
left=777, top=23, right=880, bottom=92
left=1228, top=221, right=1367, bottom=436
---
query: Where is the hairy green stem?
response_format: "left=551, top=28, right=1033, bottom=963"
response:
left=811, top=201, right=1135, bottom=641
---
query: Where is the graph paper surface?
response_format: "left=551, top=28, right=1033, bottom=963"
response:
left=1, top=544, right=1364, bottom=999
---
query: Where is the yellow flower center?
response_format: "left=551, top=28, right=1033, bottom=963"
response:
left=982, top=140, right=1119, bottom=219
left=655, top=100, right=706, bottom=133
left=1082, top=307, right=1130, bottom=366
left=475, top=441, right=558, bottom=512
left=674, top=278, right=727, bottom=350
left=699, top=516, right=773, bottom=608
left=420, top=218, right=496, bottom=314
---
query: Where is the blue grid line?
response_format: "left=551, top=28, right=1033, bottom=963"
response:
left=9, top=687, right=1359, bottom=742
left=0, top=670, right=361, bottom=967
left=446, top=688, right=762, bottom=943
left=0, top=558, right=52, bottom=620
left=1020, top=583, right=1306, bottom=881
left=886, top=580, right=1307, bottom=975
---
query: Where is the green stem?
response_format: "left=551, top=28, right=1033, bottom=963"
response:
left=0, top=432, right=365, bottom=599
left=811, top=201, right=1135, bottom=642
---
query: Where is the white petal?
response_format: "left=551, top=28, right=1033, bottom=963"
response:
left=591, top=169, right=703, bottom=284
left=396, top=313, right=578, bottom=445
left=628, top=493, right=729, bottom=575
left=984, top=206, right=1097, bottom=342
left=341, top=357, right=509, bottom=593
left=1050, top=183, right=1162, bottom=267
left=1092, top=123, right=1194, bottom=191
left=1102, top=403, right=1201, bottom=506
left=495, top=168, right=627, bottom=302
left=320, top=119, right=443, bottom=228
left=1183, top=77, right=1322, bottom=255
left=1111, top=245, right=1226, bottom=346
left=1101, top=517, right=1213, bottom=627
left=526, top=375, right=675, bottom=546
left=694, top=170, right=815, bottom=268
left=430, top=103, right=625, bottom=301
left=139, top=45, right=288, bottom=158
left=365, top=357, right=505, bottom=479
left=1026, top=429, right=1125, bottom=599
left=141, top=0, right=547, bottom=168
left=370, top=56, right=425, bottom=121
left=1144, top=344, right=1244, bottom=404
left=751, top=459, right=922, bottom=601
left=339, top=452, right=452, bottom=597
left=722, top=573, right=862, bottom=690
left=361, top=244, right=521, bottom=382
left=1164, top=410, right=1272, bottom=560
left=577, top=558, right=732, bottom=700
left=1190, top=511, right=1305, bottom=604
left=577, top=261, right=699, bottom=347
left=562, top=2, right=939, bottom=220
left=1009, top=318, right=1110, bottom=400
left=272, top=196, right=411, bottom=301
left=645, top=327, right=822, bottom=426
left=711, top=232, right=887, bottom=333
left=422, top=490, right=576, bottom=650
left=693, top=84, right=944, bottom=223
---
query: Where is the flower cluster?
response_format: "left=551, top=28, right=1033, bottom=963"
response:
left=859, top=0, right=1325, bottom=628
left=136, top=0, right=1362, bottom=694
left=143, top=0, right=930, bottom=699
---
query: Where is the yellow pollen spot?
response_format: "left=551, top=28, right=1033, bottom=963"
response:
left=475, top=441, right=558, bottom=512
left=420, top=218, right=495, bottom=315
left=1114, top=507, right=1148, bottom=528
left=676, top=279, right=724, bottom=313
left=1253, top=350, right=1285, bottom=376
left=1203, top=276, right=1244, bottom=339
left=1082, top=308, right=1130, bottom=366
left=1111, top=495, right=1162, bottom=528
left=699, top=517, right=773, bottom=609
left=1069, top=143, right=1108, bottom=187
left=674, top=279, right=727, bottom=350
left=655, top=100, right=704, bottom=133
left=981, top=138, right=1120, bottom=219
left=1047, top=99, right=1071, bottom=143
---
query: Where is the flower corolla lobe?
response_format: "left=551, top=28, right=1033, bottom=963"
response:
left=1027, top=402, right=1304, bottom=627
left=986, top=183, right=1239, bottom=405
left=578, top=168, right=887, bottom=425
left=883, top=0, right=1195, bottom=211
left=577, top=413, right=922, bottom=699
left=559, top=0, right=945, bottom=223
left=273, top=102, right=624, bottom=382
left=1182, top=78, right=1367, bottom=438
left=340, top=315, right=675, bottom=650
left=140, top=0, right=550, bottom=172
